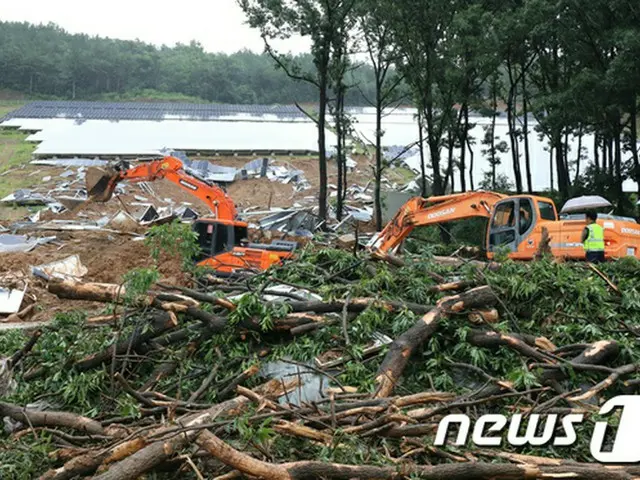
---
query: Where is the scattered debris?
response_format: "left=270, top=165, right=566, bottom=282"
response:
left=32, top=255, right=88, bottom=281
left=107, top=210, right=140, bottom=231
left=255, top=208, right=322, bottom=235
left=0, top=234, right=56, bottom=253
left=1, top=189, right=55, bottom=206
left=336, top=233, right=357, bottom=249
left=0, top=287, right=25, bottom=315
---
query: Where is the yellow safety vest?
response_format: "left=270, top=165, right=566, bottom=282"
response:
left=584, top=223, right=605, bottom=251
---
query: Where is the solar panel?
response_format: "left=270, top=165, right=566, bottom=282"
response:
left=1, top=101, right=308, bottom=122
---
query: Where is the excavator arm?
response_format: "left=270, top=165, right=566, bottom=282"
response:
left=368, top=191, right=507, bottom=255
left=86, top=155, right=237, bottom=220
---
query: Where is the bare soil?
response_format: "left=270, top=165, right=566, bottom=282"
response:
left=0, top=153, right=385, bottom=325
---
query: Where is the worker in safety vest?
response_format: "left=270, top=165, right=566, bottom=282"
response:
left=581, top=211, right=605, bottom=263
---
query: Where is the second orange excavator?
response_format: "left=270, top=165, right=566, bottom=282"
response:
left=368, top=191, right=640, bottom=261
left=85, top=155, right=296, bottom=274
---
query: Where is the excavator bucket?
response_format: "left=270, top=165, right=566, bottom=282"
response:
left=85, top=166, right=119, bottom=202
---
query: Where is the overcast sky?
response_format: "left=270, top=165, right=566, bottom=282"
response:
left=0, top=0, right=308, bottom=54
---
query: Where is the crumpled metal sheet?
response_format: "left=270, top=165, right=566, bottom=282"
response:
left=0, top=288, right=25, bottom=314
left=32, top=255, right=88, bottom=281
left=183, top=159, right=238, bottom=183
left=258, top=209, right=321, bottom=234
left=0, top=234, right=56, bottom=253
left=0, top=189, right=55, bottom=205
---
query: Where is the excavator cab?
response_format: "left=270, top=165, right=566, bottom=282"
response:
left=487, top=196, right=558, bottom=254
left=193, top=218, right=249, bottom=260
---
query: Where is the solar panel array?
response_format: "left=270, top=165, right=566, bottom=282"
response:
left=1, top=101, right=308, bottom=122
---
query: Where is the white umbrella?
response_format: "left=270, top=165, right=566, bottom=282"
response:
left=560, top=195, right=613, bottom=213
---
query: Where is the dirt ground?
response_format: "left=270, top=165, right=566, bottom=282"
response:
left=0, top=152, right=401, bottom=326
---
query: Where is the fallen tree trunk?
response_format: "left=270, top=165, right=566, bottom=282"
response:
left=195, top=428, right=640, bottom=480
left=0, top=401, right=104, bottom=435
left=47, top=279, right=199, bottom=312
left=375, top=286, right=498, bottom=398
left=90, top=379, right=298, bottom=480
left=288, top=297, right=434, bottom=315
left=47, top=279, right=126, bottom=303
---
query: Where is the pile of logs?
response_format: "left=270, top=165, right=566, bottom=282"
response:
left=1, top=251, right=638, bottom=480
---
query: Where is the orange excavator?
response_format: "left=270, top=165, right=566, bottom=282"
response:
left=368, top=191, right=640, bottom=261
left=85, top=155, right=296, bottom=274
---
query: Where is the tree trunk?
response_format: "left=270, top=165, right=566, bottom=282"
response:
left=549, top=144, right=555, bottom=191
left=574, top=126, right=583, bottom=183
left=0, top=402, right=104, bottom=435
left=426, top=104, right=443, bottom=196
left=506, top=59, right=522, bottom=193
left=608, top=137, right=614, bottom=177
left=564, top=131, right=570, bottom=180
left=593, top=133, right=600, bottom=174
left=467, top=136, right=475, bottom=191
left=601, top=136, right=608, bottom=174
left=459, top=103, right=468, bottom=192
left=630, top=97, right=639, bottom=195
left=418, top=110, right=427, bottom=197
left=374, top=286, right=497, bottom=398
left=374, top=87, right=383, bottom=230
left=521, top=70, right=532, bottom=193
left=447, top=129, right=455, bottom=193
left=554, top=132, right=569, bottom=200
left=335, top=94, right=344, bottom=222
left=491, top=75, right=498, bottom=190
left=614, top=124, right=623, bottom=202
left=318, top=69, right=329, bottom=222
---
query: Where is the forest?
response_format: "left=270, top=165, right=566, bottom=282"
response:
left=0, top=21, right=379, bottom=105
left=2, top=0, right=640, bottom=224
left=236, top=0, right=640, bottom=224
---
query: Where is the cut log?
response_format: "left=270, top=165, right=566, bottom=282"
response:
left=47, top=279, right=126, bottom=303
left=375, top=286, right=497, bottom=398
left=0, top=401, right=104, bottom=435
left=47, top=279, right=199, bottom=312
